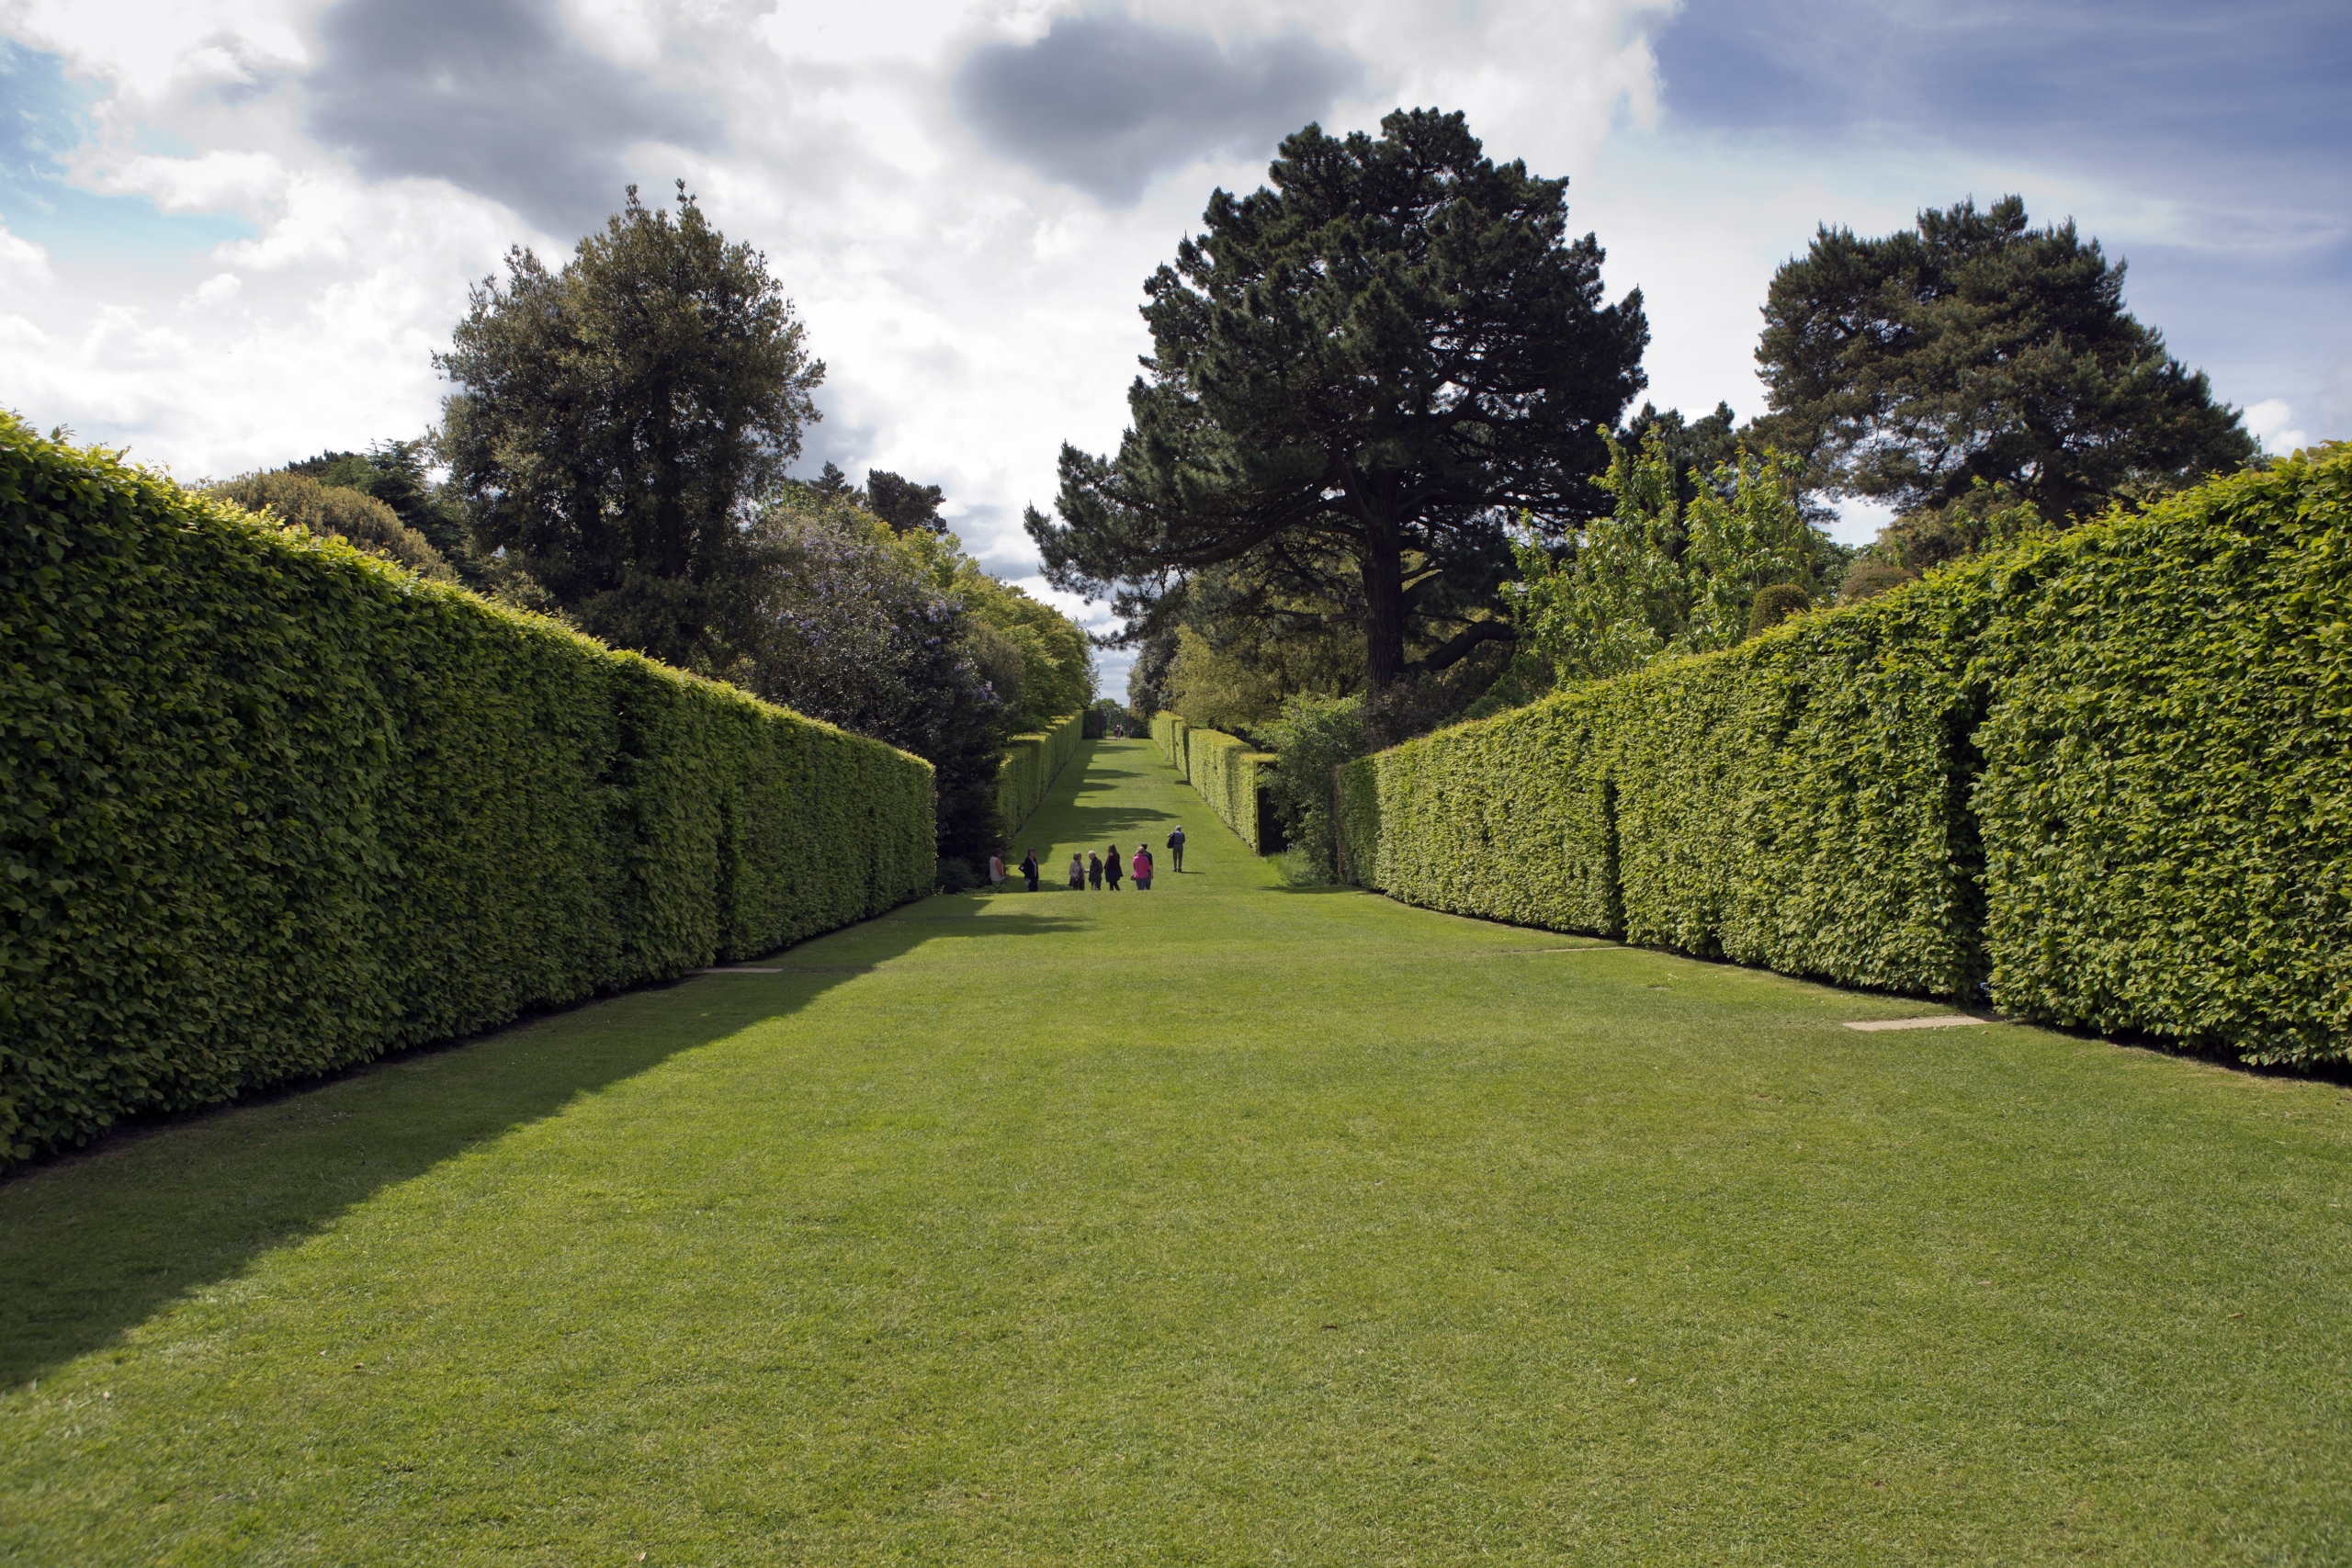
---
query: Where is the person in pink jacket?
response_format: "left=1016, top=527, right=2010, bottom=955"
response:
left=1132, top=845, right=1152, bottom=890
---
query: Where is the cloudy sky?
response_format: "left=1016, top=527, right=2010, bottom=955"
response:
left=4, top=0, right=2346, bottom=687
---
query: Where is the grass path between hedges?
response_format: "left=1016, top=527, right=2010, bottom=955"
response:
left=5, top=738, right=2351, bottom=1565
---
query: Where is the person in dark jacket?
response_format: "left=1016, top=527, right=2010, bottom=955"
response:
left=1021, top=849, right=1040, bottom=891
left=1166, top=825, right=1186, bottom=872
left=1103, top=844, right=1123, bottom=891
left=1088, top=851, right=1103, bottom=889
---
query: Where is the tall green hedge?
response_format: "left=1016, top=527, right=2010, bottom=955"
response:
left=1181, top=727, right=1279, bottom=852
left=1342, top=445, right=2352, bottom=1065
left=1341, top=581, right=1983, bottom=996
left=995, top=710, right=1084, bottom=845
left=1971, top=452, right=2352, bottom=1061
left=1151, top=713, right=1191, bottom=779
left=1148, top=715, right=1276, bottom=851
left=0, top=420, right=935, bottom=1167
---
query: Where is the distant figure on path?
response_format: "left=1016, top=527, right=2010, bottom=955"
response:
left=1088, top=851, right=1102, bottom=889
left=1104, top=845, right=1123, bottom=891
left=1132, top=845, right=1152, bottom=890
left=1068, top=852, right=1085, bottom=890
left=1021, top=849, right=1039, bottom=892
left=1166, top=825, right=1186, bottom=872
left=988, top=852, right=1005, bottom=888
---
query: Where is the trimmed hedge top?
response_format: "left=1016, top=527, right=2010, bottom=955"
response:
left=1, top=418, right=935, bottom=1167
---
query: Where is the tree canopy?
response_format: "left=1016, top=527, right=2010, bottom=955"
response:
left=865, top=469, right=947, bottom=536
left=435, top=182, right=824, bottom=671
left=1028, top=107, right=1649, bottom=689
left=735, top=488, right=1094, bottom=863
left=1505, top=435, right=1830, bottom=685
left=805, top=463, right=948, bottom=536
left=1750, top=195, right=2253, bottom=522
left=284, top=440, right=492, bottom=574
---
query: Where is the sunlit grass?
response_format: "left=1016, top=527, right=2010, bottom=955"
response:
left=4, top=739, right=2349, bottom=1563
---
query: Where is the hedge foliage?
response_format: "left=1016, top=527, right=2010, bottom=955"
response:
left=1183, top=727, right=1279, bottom=852
left=1341, top=583, right=1983, bottom=996
left=1972, top=450, right=2352, bottom=1061
left=0, top=419, right=936, bottom=1167
left=996, top=710, right=1084, bottom=844
left=1151, top=715, right=1277, bottom=852
left=1151, top=712, right=1191, bottom=779
left=1342, top=445, right=2352, bottom=1065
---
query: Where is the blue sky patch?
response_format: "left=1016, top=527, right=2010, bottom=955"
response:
left=0, top=40, right=256, bottom=265
left=1650, top=0, right=2351, bottom=231
left=1643, top=0, right=2351, bottom=433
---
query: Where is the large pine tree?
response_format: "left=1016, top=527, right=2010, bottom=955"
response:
left=1750, top=195, right=2254, bottom=521
left=1028, top=109, right=1649, bottom=689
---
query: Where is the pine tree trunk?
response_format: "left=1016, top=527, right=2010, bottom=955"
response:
left=1361, top=539, right=1407, bottom=689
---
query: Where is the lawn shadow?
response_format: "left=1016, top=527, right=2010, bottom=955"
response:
left=0, top=903, right=1063, bottom=1386
left=1001, top=740, right=1182, bottom=852
left=1022, top=803, right=1179, bottom=848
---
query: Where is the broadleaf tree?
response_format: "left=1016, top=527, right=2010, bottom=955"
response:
left=741, top=495, right=1008, bottom=862
left=1027, top=108, right=1649, bottom=689
left=435, top=182, right=824, bottom=671
left=1507, top=435, right=1827, bottom=685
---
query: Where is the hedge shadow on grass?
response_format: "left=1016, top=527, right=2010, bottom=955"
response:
left=1008, top=740, right=1181, bottom=853
left=1037, top=803, right=1188, bottom=850
left=0, top=905, right=1071, bottom=1387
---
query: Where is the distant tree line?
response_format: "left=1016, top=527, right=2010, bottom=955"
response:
left=1015, top=112, right=2259, bottom=878
left=1032, top=117, right=2251, bottom=727
left=206, top=141, right=2260, bottom=881
left=209, top=182, right=1090, bottom=873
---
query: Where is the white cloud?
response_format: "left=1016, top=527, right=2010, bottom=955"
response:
left=90, top=149, right=287, bottom=215
left=184, top=271, right=241, bottom=309
left=1, top=0, right=311, bottom=100
left=4, top=0, right=2337, bottom=664
left=0, top=223, right=55, bottom=289
left=2243, top=398, right=2309, bottom=456
left=0, top=313, right=51, bottom=349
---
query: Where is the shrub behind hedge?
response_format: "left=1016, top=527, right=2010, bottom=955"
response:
left=0, top=420, right=935, bottom=1166
left=1342, top=446, right=2352, bottom=1065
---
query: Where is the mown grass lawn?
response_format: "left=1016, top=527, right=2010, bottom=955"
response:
left=4, top=737, right=2350, bottom=1564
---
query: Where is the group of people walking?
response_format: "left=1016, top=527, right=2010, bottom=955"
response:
left=986, top=826, right=1185, bottom=894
